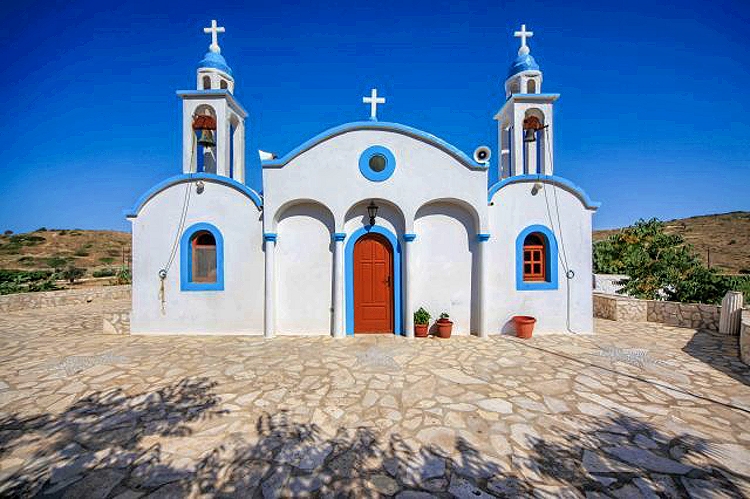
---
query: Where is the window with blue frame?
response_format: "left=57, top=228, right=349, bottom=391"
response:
left=181, top=223, right=224, bottom=291
left=516, top=225, right=558, bottom=291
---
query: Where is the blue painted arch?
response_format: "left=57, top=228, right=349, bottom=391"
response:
left=488, top=174, right=601, bottom=210
left=262, top=121, right=487, bottom=171
left=516, top=224, right=558, bottom=291
left=345, top=225, right=403, bottom=336
left=180, top=222, right=225, bottom=291
left=125, top=173, right=263, bottom=218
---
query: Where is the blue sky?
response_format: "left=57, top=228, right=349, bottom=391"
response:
left=1, top=0, right=748, bottom=233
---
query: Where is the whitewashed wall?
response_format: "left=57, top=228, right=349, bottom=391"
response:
left=130, top=181, right=264, bottom=334
left=276, top=203, right=334, bottom=335
left=412, top=202, right=476, bottom=335
left=487, top=180, right=594, bottom=334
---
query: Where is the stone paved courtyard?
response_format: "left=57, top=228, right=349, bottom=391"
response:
left=1, top=300, right=750, bottom=498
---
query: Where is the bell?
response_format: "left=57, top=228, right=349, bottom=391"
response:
left=523, top=128, right=537, bottom=143
left=197, top=129, right=216, bottom=148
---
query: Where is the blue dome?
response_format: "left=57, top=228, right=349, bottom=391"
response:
left=199, top=51, right=233, bottom=76
left=507, top=53, right=540, bottom=79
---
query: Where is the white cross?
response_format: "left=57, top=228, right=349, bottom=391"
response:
left=203, top=20, right=226, bottom=53
left=514, top=24, right=534, bottom=55
left=362, top=88, right=386, bottom=121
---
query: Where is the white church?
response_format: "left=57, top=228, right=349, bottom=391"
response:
left=126, top=21, right=600, bottom=337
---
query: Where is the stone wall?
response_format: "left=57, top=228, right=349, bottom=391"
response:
left=594, top=293, right=722, bottom=331
left=741, top=310, right=750, bottom=365
left=647, top=300, right=721, bottom=332
left=593, top=294, right=647, bottom=322
left=0, top=285, right=131, bottom=313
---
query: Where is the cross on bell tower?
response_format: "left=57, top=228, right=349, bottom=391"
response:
left=204, top=19, right=226, bottom=54
left=362, top=88, right=386, bottom=121
left=514, top=24, right=534, bottom=55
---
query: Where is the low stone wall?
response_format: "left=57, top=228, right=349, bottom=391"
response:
left=0, top=285, right=131, bottom=313
left=594, top=293, right=721, bottom=331
left=647, top=300, right=721, bottom=332
left=741, top=310, right=750, bottom=365
left=103, top=311, right=131, bottom=335
left=593, top=294, right=647, bottom=322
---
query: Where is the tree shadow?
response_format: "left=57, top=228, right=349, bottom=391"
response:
left=1, top=380, right=749, bottom=497
left=682, top=329, right=750, bottom=387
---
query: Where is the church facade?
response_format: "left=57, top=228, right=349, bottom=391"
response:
left=126, top=22, right=599, bottom=337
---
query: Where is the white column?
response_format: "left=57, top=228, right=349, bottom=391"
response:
left=264, top=233, right=276, bottom=338
left=182, top=103, right=196, bottom=174
left=216, top=106, right=231, bottom=177
left=512, top=111, right=524, bottom=176
left=332, top=233, right=346, bottom=338
left=403, top=234, right=416, bottom=338
left=476, top=234, right=490, bottom=338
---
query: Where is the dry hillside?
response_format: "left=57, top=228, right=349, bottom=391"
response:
left=593, top=211, right=750, bottom=274
left=0, top=229, right=131, bottom=276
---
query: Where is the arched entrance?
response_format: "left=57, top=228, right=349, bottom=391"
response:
left=353, top=234, right=394, bottom=334
left=345, top=226, right=402, bottom=336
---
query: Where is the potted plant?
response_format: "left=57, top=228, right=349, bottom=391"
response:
left=436, top=312, right=453, bottom=338
left=512, top=315, right=537, bottom=339
left=414, top=307, right=430, bottom=337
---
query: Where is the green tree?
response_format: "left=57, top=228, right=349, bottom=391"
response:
left=61, top=266, right=85, bottom=284
left=592, top=218, right=740, bottom=303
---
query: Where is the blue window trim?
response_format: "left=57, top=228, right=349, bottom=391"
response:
left=359, top=146, right=396, bottom=182
left=516, top=224, right=558, bottom=291
left=345, top=225, right=403, bottom=336
left=180, top=222, right=225, bottom=291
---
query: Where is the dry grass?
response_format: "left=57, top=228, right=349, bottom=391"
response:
left=594, top=211, right=750, bottom=274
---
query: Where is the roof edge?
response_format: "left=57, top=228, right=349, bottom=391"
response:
left=488, top=174, right=601, bottom=211
left=261, top=121, right=488, bottom=171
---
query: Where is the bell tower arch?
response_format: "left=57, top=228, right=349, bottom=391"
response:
left=177, top=20, right=247, bottom=181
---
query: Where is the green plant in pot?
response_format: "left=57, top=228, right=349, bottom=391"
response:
left=436, top=312, right=453, bottom=338
left=414, top=307, right=430, bottom=337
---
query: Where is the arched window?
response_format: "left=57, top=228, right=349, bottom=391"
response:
left=516, top=225, right=558, bottom=290
left=527, top=79, right=537, bottom=94
left=191, top=231, right=217, bottom=283
left=220, top=80, right=228, bottom=90
left=523, top=233, right=545, bottom=281
left=180, top=223, right=224, bottom=291
left=202, top=76, right=211, bottom=90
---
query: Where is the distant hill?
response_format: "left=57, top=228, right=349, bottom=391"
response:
left=0, top=229, right=131, bottom=276
left=594, top=211, right=750, bottom=274
left=1, top=211, right=747, bottom=279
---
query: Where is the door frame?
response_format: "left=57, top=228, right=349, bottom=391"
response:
left=345, top=225, right=402, bottom=336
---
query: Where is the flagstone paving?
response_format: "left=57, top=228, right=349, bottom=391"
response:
left=1, top=300, right=750, bottom=498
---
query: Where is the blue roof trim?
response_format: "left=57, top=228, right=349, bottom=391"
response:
left=125, top=173, right=263, bottom=218
left=488, top=174, right=601, bottom=210
left=261, top=121, right=488, bottom=171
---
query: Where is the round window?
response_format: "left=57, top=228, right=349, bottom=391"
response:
left=359, top=146, right=396, bottom=182
left=369, top=154, right=386, bottom=172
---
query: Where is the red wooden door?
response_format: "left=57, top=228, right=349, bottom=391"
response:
left=353, top=234, right=394, bottom=334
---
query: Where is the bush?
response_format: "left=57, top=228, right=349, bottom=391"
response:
left=45, top=257, right=69, bottom=270
left=414, top=307, right=431, bottom=325
left=36, top=227, right=47, bottom=232
left=61, top=266, right=85, bottom=283
left=0, top=270, right=58, bottom=295
left=99, top=257, right=115, bottom=264
left=3, top=230, right=12, bottom=235
left=92, top=268, right=116, bottom=278
left=114, top=266, right=131, bottom=285
left=593, top=218, right=750, bottom=304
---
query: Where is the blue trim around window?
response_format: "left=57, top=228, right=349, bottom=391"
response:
left=516, top=224, right=558, bottom=291
left=487, top=174, right=601, bottom=210
left=345, top=225, right=403, bottom=336
left=125, top=173, right=263, bottom=218
left=358, top=146, right=396, bottom=182
left=180, top=222, right=225, bottom=291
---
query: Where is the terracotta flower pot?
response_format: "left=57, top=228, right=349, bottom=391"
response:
left=414, top=323, right=429, bottom=337
left=513, top=315, right=536, bottom=339
left=436, top=318, right=453, bottom=338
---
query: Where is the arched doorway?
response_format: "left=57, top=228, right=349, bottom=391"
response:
left=353, top=233, right=394, bottom=334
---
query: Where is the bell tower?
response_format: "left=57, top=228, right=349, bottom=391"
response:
left=494, top=24, right=559, bottom=178
left=177, top=20, right=247, bottom=182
